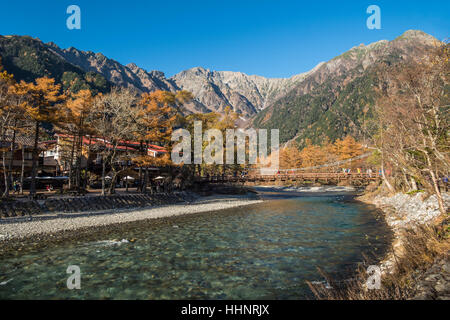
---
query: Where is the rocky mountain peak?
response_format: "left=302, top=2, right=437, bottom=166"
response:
left=1, top=30, right=441, bottom=120
left=395, top=30, right=440, bottom=46
left=126, top=62, right=138, bottom=69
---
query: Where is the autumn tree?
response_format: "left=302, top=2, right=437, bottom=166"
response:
left=280, top=142, right=302, bottom=169
left=299, top=139, right=328, bottom=169
left=374, top=44, right=449, bottom=213
left=333, top=136, right=364, bottom=160
left=210, top=106, right=239, bottom=175
left=17, top=77, right=65, bottom=196
left=321, top=137, right=339, bottom=171
left=0, top=63, right=34, bottom=196
left=0, top=60, right=15, bottom=142
left=332, top=135, right=364, bottom=170
left=2, top=82, right=30, bottom=196
left=183, top=112, right=221, bottom=176
left=60, top=89, right=95, bottom=190
left=91, top=87, right=139, bottom=195
left=0, top=61, right=17, bottom=196
left=134, top=90, right=192, bottom=191
left=183, top=107, right=239, bottom=176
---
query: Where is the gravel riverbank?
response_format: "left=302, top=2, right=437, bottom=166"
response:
left=362, top=192, right=449, bottom=272
left=0, top=194, right=262, bottom=242
left=359, top=191, right=449, bottom=299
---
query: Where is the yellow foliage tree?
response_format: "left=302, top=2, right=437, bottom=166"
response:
left=134, top=90, right=193, bottom=191
left=136, top=90, right=192, bottom=152
left=63, top=89, right=95, bottom=189
left=280, top=142, right=302, bottom=169
left=16, top=77, right=65, bottom=196
left=333, top=136, right=364, bottom=160
left=299, top=139, right=327, bottom=169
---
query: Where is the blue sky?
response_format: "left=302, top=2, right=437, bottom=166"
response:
left=1, top=0, right=448, bottom=78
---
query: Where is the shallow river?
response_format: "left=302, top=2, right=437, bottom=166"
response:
left=0, top=192, right=391, bottom=299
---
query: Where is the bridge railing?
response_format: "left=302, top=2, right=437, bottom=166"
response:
left=197, top=172, right=379, bottom=182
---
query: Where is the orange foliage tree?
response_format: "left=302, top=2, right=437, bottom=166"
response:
left=134, top=90, right=193, bottom=191
left=16, top=77, right=65, bottom=196
left=280, top=142, right=302, bottom=169
left=299, top=139, right=328, bottom=169
left=333, top=136, right=364, bottom=160
left=62, top=89, right=95, bottom=189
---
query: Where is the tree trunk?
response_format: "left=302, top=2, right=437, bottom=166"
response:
left=5, top=127, right=17, bottom=197
left=108, top=163, right=117, bottom=195
left=29, top=121, right=40, bottom=197
left=101, top=156, right=106, bottom=196
left=76, top=133, right=82, bottom=191
left=402, top=170, right=411, bottom=192
left=143, top=168, right=148, bottom=193
left=108, top=173, right=116, bottom=195
left=429, top=169, right=445, bottom=215
left=68, top=136, right=75, bottom=190
left=138, top=167, right=142, bottom=192
left=137, top=141, right=143, bottom=192
left=410, top=177, right=418, bottom=191
left=420, top=149, right=446, bottom=214
left=380, top=151, right=394, bottom=192
left=381, top=165, right=394, bottom=192
left=20, top=145, right=25, bottom=195
left=2, top=149, right=8, bottom=197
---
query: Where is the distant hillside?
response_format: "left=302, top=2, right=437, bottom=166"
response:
left=48, top=42, right=316, bottom=118
left=0, top=35, right=110, bottom=94
left=252, top=30, right=442, bottom=146
left=0, top=30, right=443, bottom=142
left=0, top=35, right=318, bottom=117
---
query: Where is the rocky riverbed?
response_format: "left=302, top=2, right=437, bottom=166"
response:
left=361, top=191, right=449, bottom=300
left=0, top=193, right=262, bottom=243
left=371, top=192, right=450, bottom=227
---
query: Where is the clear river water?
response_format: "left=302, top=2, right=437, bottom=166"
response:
left=0, top=191, right=391, bottom=299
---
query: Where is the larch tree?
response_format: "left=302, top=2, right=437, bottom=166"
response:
left=134, top=90, right=192, bottom=191
left=333, top=136, right=364, bottom=161
left=64, top=89, right=95, bottom=190
left=16, top=77, right=65, bottom=196
left=2, top=82, right=29, bottom=196
left=299, top=139, right=327, bottom=169
left=280, top=142, right=302, bottom=169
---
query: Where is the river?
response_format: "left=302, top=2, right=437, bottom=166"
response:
left=0, top=190, right=391, bottom=299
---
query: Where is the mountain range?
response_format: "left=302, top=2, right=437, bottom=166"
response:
left=0, top=30, right=442, bottom=146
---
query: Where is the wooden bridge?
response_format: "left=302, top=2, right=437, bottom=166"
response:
left=197, top=172, right=380, bottom=186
